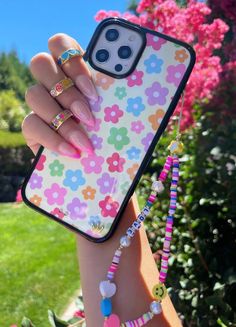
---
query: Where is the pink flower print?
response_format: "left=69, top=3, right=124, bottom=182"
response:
left=104, top=105, right=124, bottom=124
left=97, top=173, right=118, bottom=194
left=99, top=196, right=119, bottom=218
left=91, top=134, right=103, bottom=150
left=50, top=207, right=65, bottom=219
left=146, top=33, right=167, bottom=50
left=141, top=132, right=154, bottom=151
left=126, top=69, right=144, bottom=87
left=35, top=154, right=46, bottom=171
left=145, top=82, right=169, bottom=106
left=106, top=152, right=126, bottom=173
left=67, top=197, right=88, bottom=220
left=86, top=118, right=101, bottom=132
left=89, top=96, right=103, bottom=113
left=44, top=183, right=67, bottom=206
left=166, top=64, right=186, bottom=87
left=81, top=154, right=104, bottom=174
left=29, top=173, right=43, bottom=189
left=131, top=120, right=145, bottom=134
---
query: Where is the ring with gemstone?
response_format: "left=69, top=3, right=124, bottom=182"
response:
left=50, top=77, right=74, bottom=98
left=50, top=109, right=73, bottom=131
left=57, top=48, right=83, bottom=66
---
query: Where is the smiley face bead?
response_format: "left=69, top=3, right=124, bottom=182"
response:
left=152, top=283, right=167, bottom=301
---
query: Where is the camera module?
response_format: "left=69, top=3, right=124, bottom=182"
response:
left=118, top=46, right=132, bottom=59
left=105, top=28, right=119, bottom=42
left=95, top=49, right=109, bottom=63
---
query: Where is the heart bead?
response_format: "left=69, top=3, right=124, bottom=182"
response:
left=104, top=314, right=120, bottom=327
left=99, top=280, right=117, bottom=298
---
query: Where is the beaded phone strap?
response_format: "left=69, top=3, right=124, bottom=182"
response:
left=99, top=94, right=185, bottom=327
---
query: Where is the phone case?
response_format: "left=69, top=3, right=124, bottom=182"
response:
left=22, top=18, right=195, bottom=242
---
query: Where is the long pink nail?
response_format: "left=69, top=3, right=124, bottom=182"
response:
left=70, top=100, right=95, bottom=127
left=68, top=130, right=94, bottom=154
left=58, top=142, right=81, bottom=158
left=75, top=75, right=98, bottom=101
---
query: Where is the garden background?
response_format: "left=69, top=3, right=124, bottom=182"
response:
left=0, top=1, right=235, bottom=326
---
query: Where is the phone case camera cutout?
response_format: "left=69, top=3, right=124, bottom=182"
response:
left=22, top=18, right=196, bottom=242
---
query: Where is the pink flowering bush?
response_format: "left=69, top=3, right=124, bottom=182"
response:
left=95, top=0, right=229, bottom=129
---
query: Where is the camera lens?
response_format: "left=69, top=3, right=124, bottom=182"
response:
left=115, top=64, right=123, bottom=72
left=95, top=49, right=109, bottom=63
left=105, top=28, right=119, bottom=42
left=118, top=46, right=132, bottom=59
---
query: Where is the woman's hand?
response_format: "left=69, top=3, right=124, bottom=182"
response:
left=22, top=33, right=98, bottom=157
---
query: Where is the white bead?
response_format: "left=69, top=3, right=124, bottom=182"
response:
left=120, top=235, right=131, bottom=247
left=152, top=181, right=164, bottom=193
left=126, top=227, right=135, bottom=237
left=132, top=220, right=141, bottom=230
left=99, top=280, right=117, bottom=298
left=150, top=301, right=162, bottom=315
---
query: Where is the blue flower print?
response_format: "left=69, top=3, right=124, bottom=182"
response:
left=63, top=169, right=85, bottom=191
left=144, top=54, right=163, bottom=74
left=89, top=215, right=101, bottom=226
left=126, top=146, right=141, bottom=160
left=126, top=97, right=145, bottom=117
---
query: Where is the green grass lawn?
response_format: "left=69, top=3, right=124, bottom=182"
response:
left=0, top=130, right=26, bottom=147
left=0, top=203, right=80, bottom=327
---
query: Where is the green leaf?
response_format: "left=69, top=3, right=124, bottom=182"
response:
left=21, top=317, right=36, bottom=327
left=48, top=310, right=69, bottom=327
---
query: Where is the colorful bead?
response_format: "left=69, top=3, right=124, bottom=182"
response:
left=120, top=235, right=131, bottom=248
left=104, top=314, right=120, bottom=327
left=151, top=180, right=164, bottom=193
left=137, top=213, right=145, bottom=222
left=126, top=227, right=135, bottom=238
left=150, top=301, right=162, bottom=315
left=132, top=220, right=141, bottom=230
left=101, top=298, right=112, bottom=316
left=152, top=283, right=167, bottom=301
left=100, top=281, right=117, bottom=298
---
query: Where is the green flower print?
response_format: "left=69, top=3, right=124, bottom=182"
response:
left=114, top=86, right=127, bottom=100
left=108, top=127, right=130, bottom=150
left=49, top=159, right=64, bottom=177
left=121, top=181, right=130, bottom=195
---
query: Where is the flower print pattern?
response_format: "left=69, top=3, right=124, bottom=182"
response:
left=89, top=96, right=103, bottom=112
left=63, top=169, right=85, bottom=191
left=97, top=173, right=117, bottom=194
left=175, top=49, right=189, bottom=63
left=126, top=69, right=144, bottom=87
left=44, top=183, right=67, bottom=206
left=90, top=134, right=103, bottom=150
left=104, top=105, right=123, bottom=124
left=145, top=82, right=169, bottom=106
left=35, top=154, right=46, bottom=171
left=67, top=198, right=88, bottom=220
left=82, top=186, right=96, bottom=200
left=148, top=109, right=165, bottom=130
left=49, top=159, right=64, bottom=177
left=126, top=97, right=145, bottom=117
left=108, top=127, right=130, bottom=150
left=141, top=132, right=154, bottom=151
left=127, top=163, right=139, bottom=180
left=30, top=194, right=42, bottom=206
left=144, top=54, right=163, bottom=74
left=99, top=196, right=119, bottom=218
left=95, top=72, right=114, bottom=90
left=166, top=64, right=186, bottom=87
left=50, top=207, right=65, bottom=219
left=114, top=86, right=127, bottom=100
left=126, top=146, right=141, bottom=160
left=81, top=154, right=104, bottom=174
left=29, top=173, right=43, bottom=189
left=106, top=152, right=126, bottom=173
left=131, top=120, right=145, bottom=134
left=146, top=33, right=167, bottom=50
left=25, top=32, right=189, bottom=240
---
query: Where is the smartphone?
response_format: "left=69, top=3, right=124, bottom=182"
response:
left=22, top=18, right=195, bottom=242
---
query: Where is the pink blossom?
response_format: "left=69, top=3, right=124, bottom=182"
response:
left=126, top=70, right=144, bottom=87
left=104, top=104, right=124, bottom=123
left=81, top=154, right=104, bottom=174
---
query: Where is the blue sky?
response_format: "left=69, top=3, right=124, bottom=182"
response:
left=0, top=0, right=128, bottom=63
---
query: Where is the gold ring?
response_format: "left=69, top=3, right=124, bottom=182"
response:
left=50, top=77, right=74, bottom=97
left=57, top=48, right=83, bottom=66
left=50, top=109, right=73, bottom=131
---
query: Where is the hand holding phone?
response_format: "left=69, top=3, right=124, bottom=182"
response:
left=22, top=18, right=195, bottom=242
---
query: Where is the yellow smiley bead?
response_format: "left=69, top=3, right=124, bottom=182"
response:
left=167, top=140, right=184, bottom=154
left=152, top=283, right=167, bottom=301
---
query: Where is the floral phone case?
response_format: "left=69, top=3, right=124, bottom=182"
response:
left=22, top=18, right=195, bottom=242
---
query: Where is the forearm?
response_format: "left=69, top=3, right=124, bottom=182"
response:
left=77, top=194, right=182, bottom=327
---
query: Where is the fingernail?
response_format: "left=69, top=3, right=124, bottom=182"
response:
left=70, top=100, right=95, bottom=127
left=75, top=75, right=98, bottom=101
left=58, top=142, right=81, bottom=158
left=68, top=130, right=94, bottom=154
